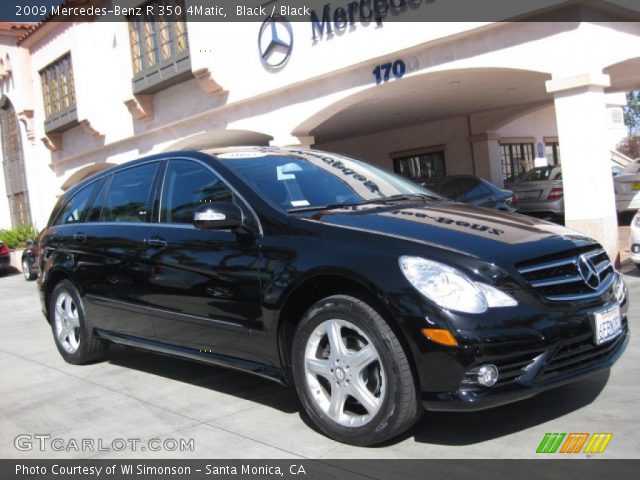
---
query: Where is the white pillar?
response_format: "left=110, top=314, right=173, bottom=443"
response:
left=546, top=73, right=619, bottom=263
left=470, top=132, right=503, bottom=187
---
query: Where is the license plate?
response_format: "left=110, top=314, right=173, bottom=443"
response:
left=592, top=304, right=622, bottom=345
left=632, top=182, right=640, bottom=191
left=515, top=190, right=542, bottom=200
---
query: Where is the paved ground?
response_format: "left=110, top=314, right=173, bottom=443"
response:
left=1, top=262, right=639, bottom=459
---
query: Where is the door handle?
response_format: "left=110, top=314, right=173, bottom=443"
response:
left=73, top=233, right=87, bottom=242
left=143, top=237, right=168, bottom=248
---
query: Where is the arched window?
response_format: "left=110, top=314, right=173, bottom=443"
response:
left=0, top=96, right=32, bottom=226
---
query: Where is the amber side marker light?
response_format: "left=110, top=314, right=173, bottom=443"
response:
left=421, top=328, right=458, bottom=346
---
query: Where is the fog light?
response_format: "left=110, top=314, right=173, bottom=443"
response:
left=477, top=364, right=499, bottom=387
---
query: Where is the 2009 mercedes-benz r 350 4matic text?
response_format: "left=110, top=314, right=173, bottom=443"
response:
left=36, top=148, right=629, bottom=446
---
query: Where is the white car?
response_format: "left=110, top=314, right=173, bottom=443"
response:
left=615, top=161, right=640, bottom=212
left=629, top=210, right=640, bottom=269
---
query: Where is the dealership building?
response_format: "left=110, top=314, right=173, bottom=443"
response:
left=0, top=0, right=639, bottom=261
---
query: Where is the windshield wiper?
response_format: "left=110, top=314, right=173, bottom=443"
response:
left=288, top=202, right=362, bottom=213
left=358, top=193, right=441, bottom=205
left=287, top=193, right=441, bottom=213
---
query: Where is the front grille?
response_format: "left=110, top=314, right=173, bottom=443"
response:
left=517, top=247, right=615, bottom=301
left=537, top=321, right=628, bottom=382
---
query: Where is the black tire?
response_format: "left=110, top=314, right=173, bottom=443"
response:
left=49, top=280, right=108, bottom=364
left=22, top=257, right=36, bottom=281
left=635, top=263, right=640, bottom=270
left=291, top=294, right=421, bottom=446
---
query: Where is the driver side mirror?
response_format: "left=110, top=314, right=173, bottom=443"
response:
left=193, top=202, right=243, bottom=230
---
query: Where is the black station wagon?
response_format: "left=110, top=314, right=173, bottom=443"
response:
left=37, top=147, right=629, bottom=445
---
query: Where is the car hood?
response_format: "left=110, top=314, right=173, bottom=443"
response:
left=297, top=201, right=597, bottom=267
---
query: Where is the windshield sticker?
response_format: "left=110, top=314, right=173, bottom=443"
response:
left=291, top=200, right=310, bottom=207
left=277, top=163, right=303, bottom=180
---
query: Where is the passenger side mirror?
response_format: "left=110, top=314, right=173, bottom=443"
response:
left=193, top=202, right=243, bottom=230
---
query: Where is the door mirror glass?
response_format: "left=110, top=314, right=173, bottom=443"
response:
left=193, top=202, right=242, bottom=230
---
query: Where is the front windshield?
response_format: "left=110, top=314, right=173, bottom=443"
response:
left=216, top=150, right=441, bottom=211
left=520, top=166, right=562, bottom=182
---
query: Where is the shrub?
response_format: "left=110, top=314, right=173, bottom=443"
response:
left=0, top=225, right=39, bottom=250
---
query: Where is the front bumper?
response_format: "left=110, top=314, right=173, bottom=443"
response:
left=514, top=199, right=564, bottom=215
left=422, top=328, right=628, bottom=411
left=403, top=278, right=629, bottom=412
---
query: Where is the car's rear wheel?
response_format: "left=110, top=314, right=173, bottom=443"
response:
left=292, top=294, right=420, bottom=446
left=50, top=280, right=108, bottom=364
left=22, top=257, right=36, bottom=281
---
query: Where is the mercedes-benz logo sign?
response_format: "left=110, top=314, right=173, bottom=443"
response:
left=577, top=254, right=601, bottom=290
left=258, top=16, right=293, bottom=69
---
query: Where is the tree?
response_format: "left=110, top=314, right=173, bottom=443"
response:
left=617, top=135, right=640, bottom=160
left=623, top=91, right=640, bottom=135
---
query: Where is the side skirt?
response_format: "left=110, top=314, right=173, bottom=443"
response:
left=95, top=329, right=286, bottom=385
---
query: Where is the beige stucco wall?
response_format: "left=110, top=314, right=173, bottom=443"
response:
left=315, top=116, right=473, bottom=174
left=0, top=19, right=639, bottom=230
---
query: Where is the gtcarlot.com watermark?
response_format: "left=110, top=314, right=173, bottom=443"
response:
left=14, top=434, right=195, bottom=453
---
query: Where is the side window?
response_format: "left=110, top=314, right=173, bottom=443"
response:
left=86, top=177, right=108, bottom=222
left=53, top=181, right=99, bottom=225
left=161, top=160, right=232, bottom=224
left=102, top=163, right=158, bottom=223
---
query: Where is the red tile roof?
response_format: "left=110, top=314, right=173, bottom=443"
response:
left=15, top=1, right=92, bottom=45
left=0, top=22, right=37, bottom=32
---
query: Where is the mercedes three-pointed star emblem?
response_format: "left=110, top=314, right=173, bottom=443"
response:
left=258, top=16, right=293, bottom=69
left=577, top=254, right=601, bottom=290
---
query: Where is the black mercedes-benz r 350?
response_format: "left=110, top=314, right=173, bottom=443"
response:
left=36, top=147, right=628, bottom=446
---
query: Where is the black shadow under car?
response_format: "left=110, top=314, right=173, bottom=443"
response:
left=36, top=147, right=629, bottom=446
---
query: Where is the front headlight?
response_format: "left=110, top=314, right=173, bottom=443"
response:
left=399, top=256, right=517, bottom=314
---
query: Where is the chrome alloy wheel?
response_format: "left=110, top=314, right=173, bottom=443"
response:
left=22, top=259, right=31, bottom=280
left=54, top=292, right=81, bottom=354
left=304, top=319, right=385, bottom=428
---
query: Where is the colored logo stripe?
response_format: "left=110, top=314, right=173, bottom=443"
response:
left=560, top=433, right=589, bottom=454
left=536, top=433, right=565, bottom=453
left=583, top=433, right=613, bottom=454
left=537, top=433, right=613, bottom=454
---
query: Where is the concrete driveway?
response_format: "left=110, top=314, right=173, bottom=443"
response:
left=0, top=267, right=638, bottom=459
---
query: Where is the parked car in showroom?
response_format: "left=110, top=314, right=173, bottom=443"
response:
left=0, top=240, right=10, bottom=272
left=35, top=147, right=629, bottom=446
left=628, top=210, right=640, bottom=269
left=423, top=175, right=515, bottom=211
left=510, top=166, right=564, bottom=219
left=512, top=164, right=629, bottom=218
left=21, top=239, right=40, bottom=281
left=614, top=160, right=640, bottom=213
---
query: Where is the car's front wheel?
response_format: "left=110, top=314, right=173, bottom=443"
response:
left=292, top=295, right=420, bottom=446
left=22, top=257, right=36, bottom=281
left=49, top=280, right=108, bottom=364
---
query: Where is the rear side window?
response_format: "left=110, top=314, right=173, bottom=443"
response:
left=85, top=178, right=108, bottom=222
left=161, top=160, right=232, bottom=224
left=53, top=181, right=99, bottom=225
left=102, top=163, right=158, bottom=223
